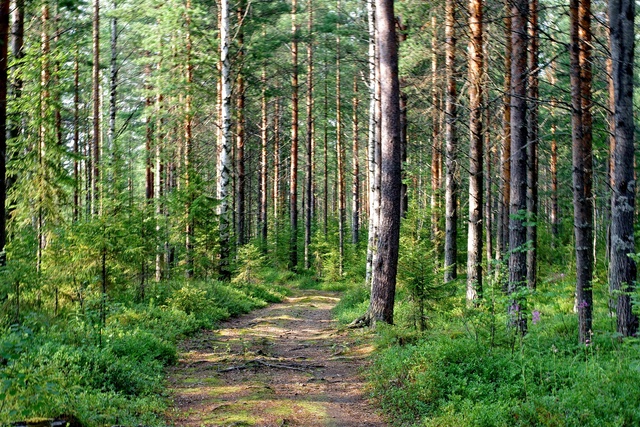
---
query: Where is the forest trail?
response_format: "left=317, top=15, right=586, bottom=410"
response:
left=165, top=289, right=387, bottom=427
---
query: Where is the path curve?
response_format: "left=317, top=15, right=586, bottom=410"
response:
left=165, top=289, right=387, bottom=427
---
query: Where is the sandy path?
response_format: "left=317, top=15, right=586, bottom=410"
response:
left=165, top=289, right=387, bottom=427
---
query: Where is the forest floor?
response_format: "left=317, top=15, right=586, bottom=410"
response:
left=165, top=288, right=387, bottom=427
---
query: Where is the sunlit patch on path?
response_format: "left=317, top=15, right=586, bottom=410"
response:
left=166, top=289, right=387, bottom=427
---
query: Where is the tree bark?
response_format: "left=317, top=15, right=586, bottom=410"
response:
left=304, top=0, right=313, bottom=269
left=508, top=0, right=528, bottom=333
left=185, top=0, right=194, bottom=277
left=289, top=0, right=299, bottom=271
left=259, top=63, right=268, bottom=250
left=443, top=0, right=458, bottom=283
left=365, top=0, right=378, bottom=287
left=92, top=0, right=100, bottom=214
left=336, top=1, right=345, bottom=276
left=352, top=73, right=360, bottom=245
left=430, top=15, right=440, bottom=245
left=236, top=0, right=246, bottom=246
left=367, top=0, right=402, bottom=325
left=526, top=0, right=539, bottom=290
left=0, top=0, right=9, bottom=265
left=466, top=0, right=484, bottom=302
left=217, top=0, right=233, bottom=280
left=570, top=0, right=593, bottom=344
left=497, top=0, right=511, bottom=264
left=608, top=0, right=637, bottom=337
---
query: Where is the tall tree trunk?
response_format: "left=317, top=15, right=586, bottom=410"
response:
left=323, top=48, right=329, bottom=238
left=155, top=94, right=163, bottom=282
left=398, top=17, right=408, bottom=219
left=443, top=0, right=458, bottom=283
left=304, top=0, right=313, bottom=269
left=526, top=0, right=539, bottom=290
left=145, top=65, right=153, bottom=202
left=466, top=0, right=484, bottom=303
left=608, top=0, right=637, bottom=337
left=0, top=0, right=9, bottom=265
left=236, top=0, right=246, bottom=246
left=365, top=0, right=380, bottom=287
left=352, top=73, right=360, bottom=245
left=508, top=0, right=528, bottom=333
left=336, top=0, right=345, bottom=276
left=570, top=0, right=593, bottom=344
left=430, top=15, right=440, bottom=244
left=550, top=62, right=558, bottom=241
left=367, top=0, right=402, bottom=325
left=73, top=47, right=80, bottom=222
left=92, top=0, right=100, bottom=215
left=6, top=0, right=23, bottom=222
left=497, top=0, right=511, bottom=264
left=108, top=0, right=117, bottom=168
left=37, top=3, right=50, bottom=276
left=217, top=0, right=232, bottom=280
left=259, top=63, right=268, bottom=250
left=289, top=0, right=299, bottom=271
left=185, top=0, right=194, bottom=277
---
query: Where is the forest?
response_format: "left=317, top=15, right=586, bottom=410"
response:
left=0, top=0, right=639, bottom=425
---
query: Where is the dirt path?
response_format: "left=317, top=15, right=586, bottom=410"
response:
left=165, top=289, right=387, bottom=427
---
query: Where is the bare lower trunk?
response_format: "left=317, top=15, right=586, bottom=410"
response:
left=367, top=0, right=402, bottom=325
left=443, top=0, right=457, bottom=283
left=304, top=1, right=313, bottom=269
left=508, top=0, right=528, bottom=333
left=365, top=0, right=380, bottom=287
left=466, top=0, right=484, bottom=302
left=289, top=0, right=299, bottom=271
left=259, top=64, right=268, bottom=249
left=570, top=0, right=593, bottom=343
left=336, top=5, right=345, bottom=276
left=608, top=0, right=637, bottom=337
left=92, top=0, right=100, bottom=215
left=497, top=0, right=511, bottom=264
left=352, top=74, right=360, bottom=245
left=0, top=0, right=9, bottom=263
left=217, top=0, right=233, bottom=280
left=526, top=0, right=539, bottom=290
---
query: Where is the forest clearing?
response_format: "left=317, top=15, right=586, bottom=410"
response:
left=1, top=0, right=640, bottom=425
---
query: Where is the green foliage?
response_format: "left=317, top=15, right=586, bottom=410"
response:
left=0, top=272, right=286, bottom=425
left=367, top=276, right=640, bottom=427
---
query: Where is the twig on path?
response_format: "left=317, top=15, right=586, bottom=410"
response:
left=215, top=358, right=324, bottom=373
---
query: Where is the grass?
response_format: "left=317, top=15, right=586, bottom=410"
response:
left=331, top=265, right=640, bottom=427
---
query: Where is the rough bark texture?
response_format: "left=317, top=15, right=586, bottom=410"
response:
left=184, top=0, right=194, bottom=277
left=0, top=0, right=9, bottom=264
left=526, top=0, right=539, bottom=290
left=365, top=0, right=380, bottom=288
left=259, top=64, right=268, bottom=249
left=430, top=16, right=440, bottom=245
left=217, top=0, right=232, bottom=280
left=466, top=0, right=484, bottom=302
left=92, top=0, right=100, bottom=214
left=367, top=0, right=402, bottom=325
left=443, top=0, right=458, bottom=283
left=336, top=2, right=345, bottom=276
left=289, top=0, right=299, bottom=271
left=497, top=0, right=511, bottom=263
left=304, top=1, right=313, bottom=268
left=352, top=74, right=360, bottom=245
left=508, top=0, right=528, bottom=333
left=550, top=65, right=558, bottom=240
left=608, top=0, right=637, bottom=337
left=570, top=0, right=593, bottom=344
left=235, top=12, right=246, bottom=247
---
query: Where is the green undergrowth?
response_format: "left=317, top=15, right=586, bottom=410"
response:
left=335, top=271, right=640, bottom=427
left=0, top=276, right=288, bottom=426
